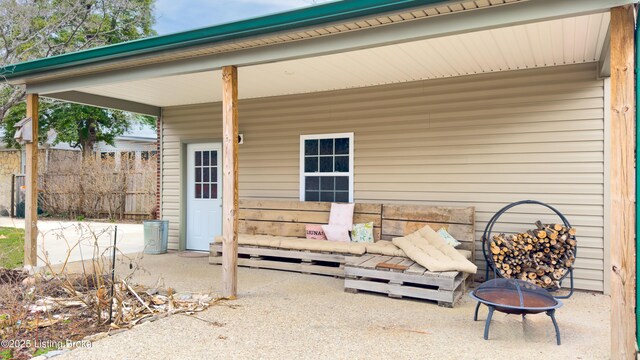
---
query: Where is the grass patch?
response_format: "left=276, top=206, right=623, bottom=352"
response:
left=0, top=349, right=12, bottom=360
left=33, top=346, right=58, bottom=357
left=0, top=227, right=24, bottom=269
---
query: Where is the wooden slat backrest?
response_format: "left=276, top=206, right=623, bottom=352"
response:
left=381, top=204, right=476, bottom=253
left=238, top=200, right=475, bottom=255
left=238, top=199, right=383, bottom=240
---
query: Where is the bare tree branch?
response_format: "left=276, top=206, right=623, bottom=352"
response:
left=0, top=0, right=156, bottom=126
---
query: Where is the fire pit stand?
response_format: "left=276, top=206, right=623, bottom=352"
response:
left=470, top=278, right=563, bottom=345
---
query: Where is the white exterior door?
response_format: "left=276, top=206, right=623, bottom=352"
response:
left=187, top=143, right=222, bottom=251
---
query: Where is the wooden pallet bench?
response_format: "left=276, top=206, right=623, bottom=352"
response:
left=210, top=244, right=346, bottom=277
left=344, top=254, right=468, bottom=307
left=209, top=199, right=476, bottom=306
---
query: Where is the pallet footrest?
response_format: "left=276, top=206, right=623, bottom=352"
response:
left=344, top=255, right=467, bottom=307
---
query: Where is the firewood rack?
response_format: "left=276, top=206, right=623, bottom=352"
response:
left=481, top=200, right=576, bottom=299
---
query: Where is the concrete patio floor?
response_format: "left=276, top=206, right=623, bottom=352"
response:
left=58, top=252, right=609, bottom=360
left=0, top=217, right=144, bottom=266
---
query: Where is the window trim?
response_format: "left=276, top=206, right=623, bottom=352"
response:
left=299, top=132, right=354, bottom=203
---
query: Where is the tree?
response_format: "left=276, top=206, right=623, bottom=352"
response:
left=1, top=101, right=153, bottom=157
left=0, top=0, right=156, bottom=151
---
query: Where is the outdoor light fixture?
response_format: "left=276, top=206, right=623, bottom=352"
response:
left=13, top=117, right=33, bottom=144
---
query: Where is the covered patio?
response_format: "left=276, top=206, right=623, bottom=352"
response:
left=1, top=0, right=636, bottom=357
left=60, top=251, right=610, bottom=359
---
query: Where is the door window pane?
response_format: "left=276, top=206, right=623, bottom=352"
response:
left=203, top=167, right=210, bottom=182
left=210, top=151, right=218, bottom=166
left=196, top=168, right=202, bottom=182
left=203, top=151, right=209, bottom=166
left=211, top=184, right=218, bottom=199
left=195, top=184, right=202, bottom=199
left=211, top=167, right=218, bottom=182
left=195, top=151, right=202, bottom=166
left=203, top=184, right=210, bottom=199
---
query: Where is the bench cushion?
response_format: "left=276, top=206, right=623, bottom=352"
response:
left=363, top=240, right=473, bottom=260
left=363, top=240, right=406, bottom=257
left=215, top=235, right=473, bottom=261
left=215, top=234, right=366, bottom=255
left=392, top=225, right=478, bottom=273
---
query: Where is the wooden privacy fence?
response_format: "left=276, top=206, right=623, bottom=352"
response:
left=13, top=171, right=156, bottom=220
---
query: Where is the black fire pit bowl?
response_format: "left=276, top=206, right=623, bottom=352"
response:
left=470, top=278, right=564, bottom=345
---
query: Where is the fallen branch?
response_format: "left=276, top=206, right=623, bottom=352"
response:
left=123, top=279, right=153, bottom=314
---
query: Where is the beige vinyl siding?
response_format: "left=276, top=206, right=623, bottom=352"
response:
left=161, top=63, right=606, bottom=292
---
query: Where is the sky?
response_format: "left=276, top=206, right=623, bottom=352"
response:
left=154, top=0, right=333, bottom=35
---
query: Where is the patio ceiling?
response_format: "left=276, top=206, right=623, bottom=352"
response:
left=64, top=12, right=610, bottom=108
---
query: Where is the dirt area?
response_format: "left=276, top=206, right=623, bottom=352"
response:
left=0, top=269, right=110, bottom=360
left=0, top=264, right=216, bottom=360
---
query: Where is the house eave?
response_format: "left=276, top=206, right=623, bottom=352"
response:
left=6, top=0, right=634, bottom=95
left=0, top=0, right=457, bottom=82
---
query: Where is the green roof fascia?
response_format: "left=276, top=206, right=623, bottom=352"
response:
left=1, top=0, right=446, bottom=80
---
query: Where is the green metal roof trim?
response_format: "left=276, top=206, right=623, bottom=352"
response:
left=1, top=0, right=447, bottom=80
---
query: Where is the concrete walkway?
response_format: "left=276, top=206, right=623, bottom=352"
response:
left=0, top=217, right=144, bottom=267
left=59, top=253, right=609, bottom=360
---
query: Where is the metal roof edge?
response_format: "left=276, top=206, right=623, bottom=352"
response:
left=0, top=0, right=448, bottom=80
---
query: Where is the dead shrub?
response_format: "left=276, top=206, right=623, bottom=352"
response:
left=0, top=224, right=216, bottom=359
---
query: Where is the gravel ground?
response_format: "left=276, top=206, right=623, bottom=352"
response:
left=58, top=252, right=609, bottom=360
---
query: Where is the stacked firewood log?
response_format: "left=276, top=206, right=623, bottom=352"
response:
left=489, top=220, right=576, bottom=289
